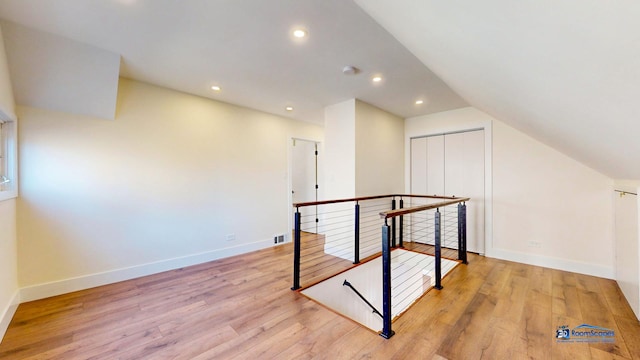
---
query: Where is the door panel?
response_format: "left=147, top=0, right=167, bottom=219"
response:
left=409, top=130, right=485, bottom=253
left=426, top=136, right=445, bottom=196
left=410, top=137, right=427, bottom=195
left=444, top=131, right=485, bottom=253
left=292, top=139, right=318, bottom=233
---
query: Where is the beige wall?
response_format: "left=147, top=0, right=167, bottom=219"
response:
left=0, top=23, right=19, bottom=341
left=323, top=98, right=404, bottom=199
left=492, top=119, right=613, bottom=271
left=406, top=107, right=615, bottom=278
left=355, top=100, right=404, bottom=197
left=323, top=99, right=356, bottom=199
left=17, top=78, right=323, bottom=299
left=0, top=198, right=18, bottom=340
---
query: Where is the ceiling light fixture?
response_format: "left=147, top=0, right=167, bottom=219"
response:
left=211, top=85, right=221, bottom=91
left=293, top=29, right=306, bottom=38
left=415, top=100, right=424, bottom=105
left=372, top=76, right=382, bottom=83
left=285, top=106, right=294, bottom=111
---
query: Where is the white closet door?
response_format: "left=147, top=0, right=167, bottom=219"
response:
left=444, top=130, right=485, bottom=253
left=410, top=130, right=485, bottom=254
left=426, top=135, right=445, bottom=196
left=410, top=137, right=427, bottom=195
left=410, top=135, right=445, bottom=196
left=409, top=138, right=427, bottom=244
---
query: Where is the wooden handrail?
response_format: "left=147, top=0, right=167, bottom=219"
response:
left=293, top=194, right=459, bottom=208
left=379, top=197, right=470, bottom=219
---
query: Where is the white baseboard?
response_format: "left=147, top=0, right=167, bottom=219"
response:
left=20, top=239, right=275, bottom=303
left=0, top=290, right=20, bottom=344
left=486, top=248, right=615, bottom=279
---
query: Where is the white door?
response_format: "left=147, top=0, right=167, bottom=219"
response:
left=410, top=130, right=485, bottom=253
left=444, top=131, right=485, bottom=253
left=292, top=139, right=318, bottom=233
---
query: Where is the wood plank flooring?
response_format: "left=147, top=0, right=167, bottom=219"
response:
left=1, top=241, right=639, bottom=359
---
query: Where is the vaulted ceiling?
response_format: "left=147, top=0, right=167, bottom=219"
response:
left=0, top=0, right=467, bottom=124
left=355, top=0, right=640, bottom=180
left=1, top=0, right=638, bottom=179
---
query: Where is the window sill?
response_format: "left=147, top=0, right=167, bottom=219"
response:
left=0, top=190, right=17, bottom=202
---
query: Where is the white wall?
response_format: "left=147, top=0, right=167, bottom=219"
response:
left=323, top=99, right=404, bottom=199
left=355, top=100, right=404, bottom=196
left=613, top=180, right=640, bottom=319
left=0, top=23, right=19, bottom=342
left=16, top=78, right=323, bottom=300
left=323, top=99, right=356, bottom=199
left=0, top=199, right=18, bottom=342
left=406, top=107, right=615, bottom=278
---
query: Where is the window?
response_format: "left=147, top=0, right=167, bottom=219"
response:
left=0, top=115, right=17, bottom=200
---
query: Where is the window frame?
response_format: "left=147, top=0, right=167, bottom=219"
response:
left=0, top=113, right=17, bottom=201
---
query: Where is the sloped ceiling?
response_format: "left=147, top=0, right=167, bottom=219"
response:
left=355, top=0, right=640, bottom=180
left=0, top=0, right=467, bottom=124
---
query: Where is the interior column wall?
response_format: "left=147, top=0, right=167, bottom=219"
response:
left=354, top=100, right=404, bottom=196
left=323, top=99, right=356, bottom=199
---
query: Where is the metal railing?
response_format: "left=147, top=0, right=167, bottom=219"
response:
left=291, top=194, right=469, bottom=339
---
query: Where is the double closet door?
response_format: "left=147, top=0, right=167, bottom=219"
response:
left=410, top=130, right=485, bottom=254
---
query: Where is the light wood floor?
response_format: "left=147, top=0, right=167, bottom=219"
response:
left=1, top=241, right=639, bottom=359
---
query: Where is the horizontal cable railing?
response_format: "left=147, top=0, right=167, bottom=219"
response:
left=292, top=194, right=469, bottom=339
left=293, top=196, right=399, bottom=290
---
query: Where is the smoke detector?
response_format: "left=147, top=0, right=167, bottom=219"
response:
left=342, top=66, right=359, bottom=75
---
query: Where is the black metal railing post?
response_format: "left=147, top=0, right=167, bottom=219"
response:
left=434, top=209, right=443, bottom=290
left=354, top=202, right=360, bottom=264
left=380, top=220, right=395, bottom=339
left=461, top=202, right=468, bottom=264
left=291, top=208, right=302, bottom=290
left=398, top=198, right=404, bottom=248
left=457, top=203, right=464, bottom=263
left=391, top=198, right=397, bottom=248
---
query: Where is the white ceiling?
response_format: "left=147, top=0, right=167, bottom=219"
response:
left=0, top=0, right=467, bottom=124
left=355, top=0, right=640, bottom=180
left=1, top=0, right=638, bottom=179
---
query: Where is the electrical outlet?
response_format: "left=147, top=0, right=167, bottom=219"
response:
left=226, top=234, right=236, bottom=242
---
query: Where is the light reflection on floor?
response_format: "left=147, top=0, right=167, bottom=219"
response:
left=301, top=249, right=459, bottom=332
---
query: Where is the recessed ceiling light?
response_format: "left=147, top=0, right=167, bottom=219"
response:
left=211, top=85, right=221, bottom=91
left=285, top=106, right=294, bottom=111
left=293, top=29, right=306, bottom=38
left=372, top=76, right=382, bottom=83
left=415, top=100, right=424, bottom=105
